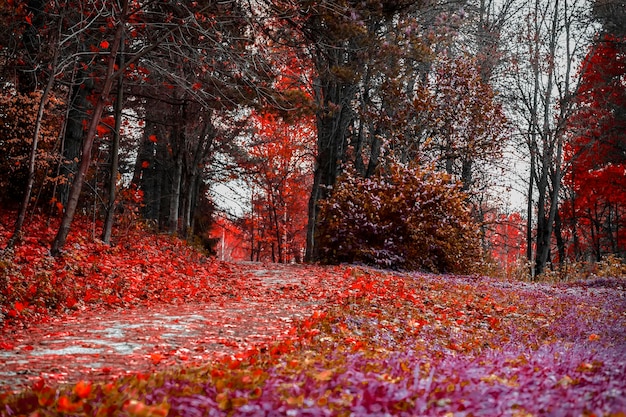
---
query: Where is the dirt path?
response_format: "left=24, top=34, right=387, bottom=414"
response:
left=0, top=263, right=334, bottom=393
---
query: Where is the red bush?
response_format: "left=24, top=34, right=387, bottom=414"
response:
left=317, top=164, right=481, bottom=273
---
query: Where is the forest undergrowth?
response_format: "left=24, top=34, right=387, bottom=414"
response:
left=1, top=209, right=625, bottom=416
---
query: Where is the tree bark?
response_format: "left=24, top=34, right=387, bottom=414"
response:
left=102, top=38, right=125, bottom=244
left=168, top=150, right=183, bottom=234
left=59, top=65, right=93, bottom=206
left=305, top=79, right=355, bottom=261
left=51, top=10, right=126, bottom=256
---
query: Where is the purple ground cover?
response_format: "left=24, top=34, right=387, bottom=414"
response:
left=2, top=269, right=625, bottom=416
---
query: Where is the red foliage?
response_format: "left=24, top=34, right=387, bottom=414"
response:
left=236, top=111, right=314, bottom=263
left=561, top=34, right=626, bottom=260
left=0, top=209, right=241, bottom=329
left=209, top=216, right=248, bottom=261
left=484, top=211, right=527, bottom=275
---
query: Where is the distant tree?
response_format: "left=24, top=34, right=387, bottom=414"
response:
left=238, top=111, right=314, bottom=263
left=561, top=33, right=626, bottom=261
left=43, top=0, right=275, bottom=255
left=505, top=0, right=593, bottom=277
left=410, top=52, right=508, bottom=192
left=262, top=0, right=430, bottom=261
left=483, top=211, right=528, bottom=277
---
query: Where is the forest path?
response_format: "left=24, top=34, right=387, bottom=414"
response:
left=0, top=262, right=340, bottom=393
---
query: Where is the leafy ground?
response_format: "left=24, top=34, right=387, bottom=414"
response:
left=1, top=210, right=625, bottom=416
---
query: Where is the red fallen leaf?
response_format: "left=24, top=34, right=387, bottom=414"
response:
left=28, top=284, right=38, bottom=295
left=448, top=341, right=462, bottom=351
left=37, top=386, right=56, bottom=407
left=141, top=161, right=150, bottom=169
left=351, top=340, right=364, bottom=352
left=57, top=395, right=82, bottom=413
left=74, top=380, right=92, bottom=399
left=66, top=297, right=78, bottom=309
left=150, top=352, right=164, bottom=364
left=100, top=40, right=110, bottom=49
left=227, top=358, right=242, bottom=370
left=0, top=341, right=15, bottom=350
left=32, top=377, right=46, bottom=391
left=149, top=134, right=158, bottom=143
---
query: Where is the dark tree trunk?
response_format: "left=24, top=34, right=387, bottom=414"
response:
left=305, top=79, right=355, bottom=261
left=17, top=0, right=45, bottom=93
left=59, top=66, right=94, bottom=206
left=102, top=39, right=125, bottom=244
left=554, top=208, right=566, bottom=266
left=51, top=13, right=126, bottom=256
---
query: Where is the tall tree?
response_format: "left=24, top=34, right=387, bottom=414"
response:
left=561, top=14, right=626, bottom=261
left=238, top=111, right=314, bottom=263
left=45, top=0, right=274, bottom=254
left=51, top=0, right=129, bottom=255
left=505, top=0, right=592, bottom=277
left=263, top=0, right=429, bottom=261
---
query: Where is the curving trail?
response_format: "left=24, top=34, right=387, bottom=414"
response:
left=0, top=263, right=342, bottom=392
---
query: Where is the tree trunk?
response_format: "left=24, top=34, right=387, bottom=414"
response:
left=527, top=152, right=534, bottom=276
left=169, top=150, right=183, bottom=234
left=554, top=207, right=566, bottom=266
left=102, top=38, right=125, bottom=244
left=51, top=14, right=126, bottom=256
left=132, top=118, right=162, bottom=221
left=534, top=0, right=561, bottom=277
left=305, top=79, right=355, bottom=261
left=59, top=66, right=93, bottom=206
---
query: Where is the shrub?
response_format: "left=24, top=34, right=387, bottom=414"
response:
left=0, top=90, right=62, bottom=207
left=316, top=164, right=481, bottom=273
left=594, top=254, right=626, bottom=278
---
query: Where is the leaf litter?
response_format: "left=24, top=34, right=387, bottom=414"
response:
left=1, top=211, right=625, bottom=415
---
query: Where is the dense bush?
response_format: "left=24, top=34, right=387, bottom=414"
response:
left=0, top=90, right=62, bottom=206
left=317, top=164, right=481, bottom=273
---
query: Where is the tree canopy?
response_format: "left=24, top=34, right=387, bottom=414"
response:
left=0, top=0, right=624, bottom=277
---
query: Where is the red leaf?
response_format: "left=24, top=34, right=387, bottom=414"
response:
left=100, top=40, right=110, bottom=49
left=150, top=353, right=164, bottom=364
left=0, top=342, right=15, bottom=350
left=57, top=395, right=82, bottom=413
left=74, top=380, right=92, bottom=399
left=96, top=124, right=109, bottom=136
left=15, top=301, right=26, bottom=313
